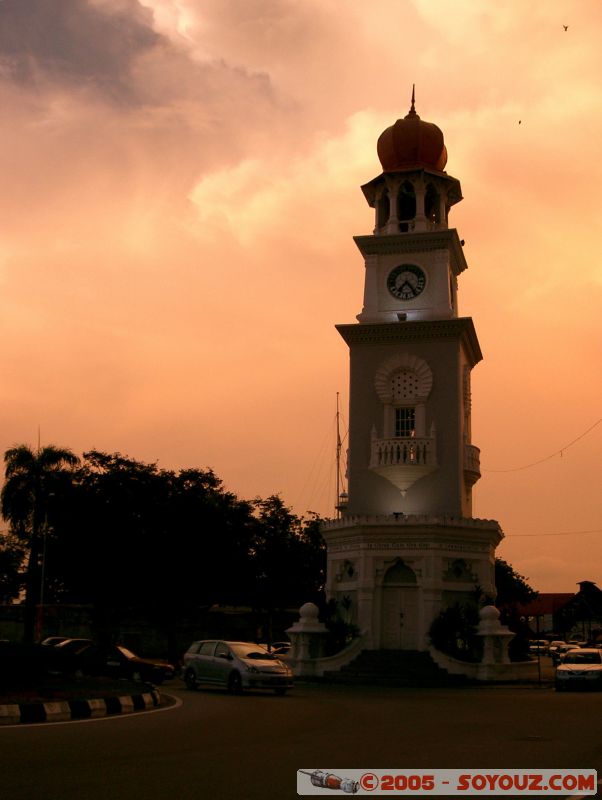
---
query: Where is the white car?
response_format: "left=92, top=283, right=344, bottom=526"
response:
left=182, top=640, right=294, bottom=695
left=555, top=648, right=602, bottom=691
left=551, top=642, right=577, bottom=665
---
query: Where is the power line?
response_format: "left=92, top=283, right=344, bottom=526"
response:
left=483, top=417, right=601, bottom=473
left=506, top=529, right=602, bottom=538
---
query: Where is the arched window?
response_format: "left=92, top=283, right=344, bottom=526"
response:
left=390, top=369, right=419, bottom=437
left=425, top=183, right=440, bottom=225
left=377, top=191, right=390, bottom=230
left=398, top=181, right=416, bottom=231
left=383, top=560, right=417, bottom=585
left=375, top=354, right=433, bottom=440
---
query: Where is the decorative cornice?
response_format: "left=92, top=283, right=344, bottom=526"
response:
left=354, top=229, right=467, bottom=274
left=322, top=513, right=502, bottom=533
left=327, top=540, right=494, bottom=555
left=321, top=514, right=504, bottom=550
left=335, top=318, right=483, bottom=367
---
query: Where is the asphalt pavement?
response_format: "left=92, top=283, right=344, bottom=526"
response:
left=0, top=671, right=600, bottom=800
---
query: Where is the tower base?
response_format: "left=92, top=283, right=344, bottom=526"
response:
left=321, top=514, right=503, bottom=651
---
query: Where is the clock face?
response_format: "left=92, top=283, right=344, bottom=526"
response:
left=387, top=264, right=426, bottom=301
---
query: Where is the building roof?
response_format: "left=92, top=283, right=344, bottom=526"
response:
left=516, top=593, right=574, bottom=617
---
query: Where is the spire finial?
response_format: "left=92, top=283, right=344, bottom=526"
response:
left=405, top=84, right=419, bottom=119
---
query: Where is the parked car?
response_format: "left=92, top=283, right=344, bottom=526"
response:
left=528, top=640, right=548, bottom=655
left=54, top=638, right=93, bottom=654
left=182, top=640, right=294, bottom=695
left=555, top=648, right=602, bottom=691
left=271, top=641, right=291, bottom=656
left=40, top=636, right=70, bottom=647
left=259, top=641, right=292, bottom=656
left=53, top=639, right=92, bottom=660
left=552, top=643, right=576, bottom=666
left=41, top=638, right=94, bottom=674
left=74, top=644, right=174, bottom=684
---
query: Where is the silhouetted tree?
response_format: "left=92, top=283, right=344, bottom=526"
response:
left=493, top=558, right=538, bottom=660
left=0, top=530, right=25, bottom=603
left=494, top=558, right=538, bottom=606
left=2, top=445, right=327, bottom=650
left=49, top=452, right=259, bottom=647
left=1, top=444, right=79, bottom=641
left=249, top=496, right=326, bottom=641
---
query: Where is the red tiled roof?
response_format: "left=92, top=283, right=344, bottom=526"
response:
left=517, top=593, right=574, bottom=616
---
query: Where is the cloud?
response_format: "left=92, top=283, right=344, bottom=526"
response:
left=0, top=0, right=281, bottom=166
left=0, top=0, right=162, bottom=103
left=187, top=110, right=378, bottom=249
left=0, top=0, right=601, bottom=593
left=0, top=1, right=291, bottom=259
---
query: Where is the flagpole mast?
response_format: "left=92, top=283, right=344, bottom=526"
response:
left=336, top=392, right=341, bottom=519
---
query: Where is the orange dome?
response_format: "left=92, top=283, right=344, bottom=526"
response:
left=377, top=92, right=447, bottom=173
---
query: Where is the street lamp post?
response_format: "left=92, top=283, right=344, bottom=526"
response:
left=35, top=493, right=54, bottom=642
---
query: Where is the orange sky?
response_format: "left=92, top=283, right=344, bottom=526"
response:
left=0, top=0, right=600, bottom=593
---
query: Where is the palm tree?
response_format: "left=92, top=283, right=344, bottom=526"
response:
left=1, top=444, right=79, bottom=642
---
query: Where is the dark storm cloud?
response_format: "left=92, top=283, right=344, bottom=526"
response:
left=0, top=0, right=279, bottom=151
left=0, top=0, right=162, bottom=102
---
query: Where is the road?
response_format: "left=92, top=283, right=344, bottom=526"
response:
left=1, top=680, right=600, bottom=800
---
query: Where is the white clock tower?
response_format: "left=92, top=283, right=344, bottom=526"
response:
left=321, top=93, right=503, bottom=652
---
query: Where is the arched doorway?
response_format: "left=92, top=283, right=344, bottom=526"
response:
left=381, top=560, right=419, bottom=649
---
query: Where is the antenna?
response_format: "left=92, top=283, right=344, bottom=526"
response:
left=336, top=393, right=341, bottom=518
left=335, top=393, right=348, bottom=518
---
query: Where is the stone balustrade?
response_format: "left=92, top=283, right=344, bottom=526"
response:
left=464, top=443, right=481, bottom=486
left=370, top=436, right=436, bottom=469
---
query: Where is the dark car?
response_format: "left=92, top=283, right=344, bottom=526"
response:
left=48, top=638, right=94, bottom=672
left=40, top=636, right=70, bottom=647
left=76, top=644, right=175, bottom=684
left=54, top=637, right=93, bottom=654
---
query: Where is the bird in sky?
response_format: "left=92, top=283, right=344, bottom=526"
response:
left=563, top=25, right=569, bottom=31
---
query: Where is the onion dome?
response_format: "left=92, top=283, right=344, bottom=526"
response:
left=377, top=88, right=447, bottom=173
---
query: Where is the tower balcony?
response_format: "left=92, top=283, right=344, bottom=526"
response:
left=369, top=436, right=438, bottom=496
left=464, top=443, right=481, bottom=487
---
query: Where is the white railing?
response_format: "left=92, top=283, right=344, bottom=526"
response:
left=464, top=444, right=481, bottom=484
left=370, top=437, right=437, bottom=469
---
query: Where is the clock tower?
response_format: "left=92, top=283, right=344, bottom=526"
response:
left=321, top=93, right=503, bottom=652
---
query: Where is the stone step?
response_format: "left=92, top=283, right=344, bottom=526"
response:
left=322, top=649, right=470, bottom=687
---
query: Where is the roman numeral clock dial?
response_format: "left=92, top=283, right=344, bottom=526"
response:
left=387, top=264, right=426, bottom=301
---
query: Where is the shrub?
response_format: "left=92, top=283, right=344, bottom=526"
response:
left=429, top=603, right=483, bottom=663
left=321, top=599, right=360, bottom=656
left=0, top=642, right=76, bottom=687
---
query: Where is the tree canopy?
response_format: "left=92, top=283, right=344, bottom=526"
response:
left=1, top=444, right=79, bottom=641
left=494, top=558, right=538, bottom=607
left=0, top=446, right=326, bottom=644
